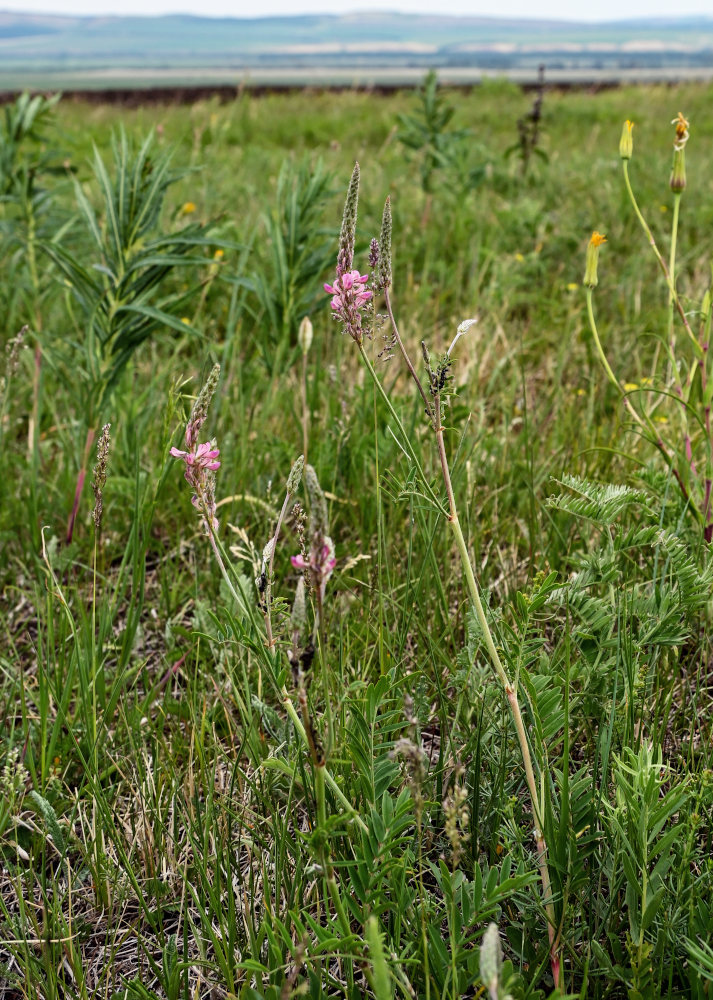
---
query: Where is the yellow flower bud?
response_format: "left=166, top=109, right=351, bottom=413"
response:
left=619, top=120, right=634, bottom=160
left=584, top=232, right=607, bottom=289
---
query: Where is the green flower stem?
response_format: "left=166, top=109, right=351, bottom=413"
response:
left=383, top=287, right=433, bottom=415
left=358, top=342, right=446, bottom=516
left=203, top=516, right=369, bottom=834
left=359, top=345, right=561, bottom=986
left=622, top=161, right=699, bottom=354
left=586, top=287, right=698, bottom=519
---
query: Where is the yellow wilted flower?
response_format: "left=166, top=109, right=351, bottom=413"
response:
left=584, top=232, right=607, bottom=289
left=671, top=112, right=689, bottom=152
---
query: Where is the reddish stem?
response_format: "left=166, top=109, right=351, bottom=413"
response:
left=66, top=426, right=96, bottom=544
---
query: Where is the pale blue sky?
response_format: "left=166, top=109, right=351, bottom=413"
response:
left=2, top=0, right=712, bottom=20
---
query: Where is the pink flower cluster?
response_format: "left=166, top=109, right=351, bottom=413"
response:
left=291, top=538, right=336, bottom=602
left=324, top=269, right=372, bottom=343
left=171, top=417, right=220, bottom=533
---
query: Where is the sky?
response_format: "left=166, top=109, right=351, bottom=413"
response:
left=2, top=0, right=712, bottom=21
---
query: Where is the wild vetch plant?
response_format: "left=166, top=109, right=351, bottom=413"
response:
left=585, top=111, right=713, bottom=539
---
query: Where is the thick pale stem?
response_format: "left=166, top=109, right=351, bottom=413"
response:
left=264, top=490, right=292, bottom=647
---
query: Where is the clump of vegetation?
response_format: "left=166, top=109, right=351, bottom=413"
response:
left=0, top=84, right=712, bottom=1000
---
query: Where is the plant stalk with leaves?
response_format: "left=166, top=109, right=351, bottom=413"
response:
left=327, top=162, right=562, bottom=990
left=586, top=112, right=713, bottom=540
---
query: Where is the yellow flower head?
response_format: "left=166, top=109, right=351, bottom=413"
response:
left=671, top=112, right=690, bottom=152
left=590, top=231, right=607, bottom=248
left=619, top=120, right=634, bottom=160
left=624, top=382, right=639, bottom=392
left=213, top=248, right=224, bottom=260
left=181, top=201, right=197, bottom=214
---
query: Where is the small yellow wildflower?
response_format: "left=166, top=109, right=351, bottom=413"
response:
left=654, top=415, right=668, bottom=424
left=640, top=376, right=653, bottom=386
left=213, top=248, right=224, bottom=260
left=181, top=317, right=191, bottom=325
left=576, top=388, right=586, bottom=396
left=181, top=201, right=197, bottom=214
left=624, top=382, right=639, bottom=391
left=659, top=205, right=668, bottom=213
left=567, top=282, right=579, bottom=291
left=515, top=253, right=525, bottom=262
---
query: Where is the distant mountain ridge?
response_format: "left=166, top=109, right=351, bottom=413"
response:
left=0, top=10, right=711, bottom=84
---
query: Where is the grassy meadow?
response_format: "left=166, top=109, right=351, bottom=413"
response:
left=1, top=79, right=713, bottom=999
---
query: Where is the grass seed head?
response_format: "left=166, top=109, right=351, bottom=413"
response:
left=91, top=423, right=111, bottom=533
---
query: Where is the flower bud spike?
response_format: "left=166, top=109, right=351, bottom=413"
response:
left=337, top=161, right=360, bottom=277
left=305, top=464, right=328, bottom=542
left=377, top=196, right=392, bottom=291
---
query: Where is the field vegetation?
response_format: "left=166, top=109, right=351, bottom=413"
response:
left=1, top=78, right=713, bottom=999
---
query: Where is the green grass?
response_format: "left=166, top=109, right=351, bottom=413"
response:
left=0, top=80, right=712, bottom=999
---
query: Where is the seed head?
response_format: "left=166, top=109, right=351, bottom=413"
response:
left=286, top=455, right=305, bottom=495
left=91, top=423, right=111, bottom=533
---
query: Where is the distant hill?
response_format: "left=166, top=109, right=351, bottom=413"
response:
left=0, top=10, right=712, bottom=88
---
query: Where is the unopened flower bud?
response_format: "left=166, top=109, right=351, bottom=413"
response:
left=305, top=464, right=328, bottom=542
left=619, top=119, right=634, bottom=160
left=669, top=112, right=689, bottom=193
left=298, top=316, right=313, bottom=356
left=480, top=923, right=503, bottom=1000
left=291, top=576, right=307, bottom=635
left=584, top=231, right=607, bottom=289
left=670, top=149, right=686, bottom=193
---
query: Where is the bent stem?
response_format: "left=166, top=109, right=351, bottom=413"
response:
left=359, top=342, right=561, bottom=985
left=196, top=493, right=368, bottom=834
left=586, top=287, right=699, bottom=521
